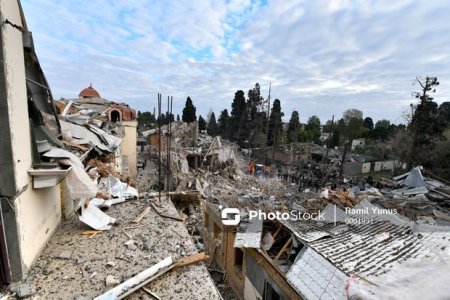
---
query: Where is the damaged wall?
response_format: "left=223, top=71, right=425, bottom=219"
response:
left=14, top=185, right=61, bottom=271
left=245, top=249, right=301, bottom=300
left=201, top=201, right=246, bottom=297
left=120, top=120, right=137, bottom=178
left=0, top=0, right=62, bottom=281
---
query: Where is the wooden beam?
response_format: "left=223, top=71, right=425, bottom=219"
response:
left=62, top=139, right=89, bottom=152
left=150, top=202, right=183, bottom=222
left=274, top=237, right=292, bottom=261
left=133, top=207, right=151, bottom=223
left=176, top=252, right=209, bottom=268
left=81, top=230, right=101, bottom=235
left=142, top=287, right=161, bottom=300
left=272, top=224, right=283, bottom=239
left=257, top=249, right=286, bottom=279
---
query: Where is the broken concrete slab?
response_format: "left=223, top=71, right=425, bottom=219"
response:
left=15, top=283, right=37, bottom=299
left=57, top=250, right=73, bottom=260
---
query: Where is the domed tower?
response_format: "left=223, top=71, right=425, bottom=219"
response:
left=78, top=83, right=101, bottom=98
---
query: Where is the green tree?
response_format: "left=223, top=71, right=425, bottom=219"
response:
left=339, top=109, right=365, bottom=178
left=305, top=115, right=321, bottom=131
left=287, top=111, right=300, bottom=143
left=157, top=113, right=166, bottom=125
left=218, top=109, right=231, bottom=139
left=363, top=117, right=374, bottom=131
left=409, top=76, right=445, bottom=168
left=247, top=83, right=267, bottom=147
left=267, top=99, right=284, bottom=146
left=182, top=97, right=197, bottom=123
left=438, top=101, right=450, bottom=127
left=299, top=115, right=321, bottom=143
left=137, top=111, right=156, bottom=129
left=166, top=112, right=174, bottom=124
left=198, top=115, right=207, bottom=131
left=207, top=112, right=218, bottom=136
left=371, top=119, right=391, bottom=141
left=176, top=114, right=180, bottom=122
left=230, top=90, right=247, bottom=145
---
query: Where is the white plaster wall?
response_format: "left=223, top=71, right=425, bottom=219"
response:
left=362, top=162, right=371, bottom=174
left=374, top=161, right=382, bottom=172
left=1, top=0, right=62, bottom=274
left=15, top=184, right=61, bottom=268
left=121, top=120, right=137, bottom=178
left=115, top=146, right=123, bottom=174
left=244, top=276, right=262, bottom=300
left=1, top=0, right=31, bottom=192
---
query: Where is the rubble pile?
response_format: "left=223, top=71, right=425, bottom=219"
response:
left=287, top=165, right=450, bottom=226
left=32, top=97, right=144, bottom=232
left=19, top=115, right=223, bottom=299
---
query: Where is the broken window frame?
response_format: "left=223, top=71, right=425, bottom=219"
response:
left=261, top=220, right=304, bottom=271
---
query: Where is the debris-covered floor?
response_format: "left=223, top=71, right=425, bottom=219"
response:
left=14, top=195, right=222, bottom=300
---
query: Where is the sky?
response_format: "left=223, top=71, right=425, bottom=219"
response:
left=21, top=0, right=450, bottom=124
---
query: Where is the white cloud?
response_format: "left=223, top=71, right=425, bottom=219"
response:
left=20, top=0, right=450, bottom=123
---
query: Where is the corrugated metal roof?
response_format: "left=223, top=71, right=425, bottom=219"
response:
left=234, top=217, right=262, bottom=248
left=283, top=218, right=450, bottom=277
left=287, top=247, right=347, bottom=300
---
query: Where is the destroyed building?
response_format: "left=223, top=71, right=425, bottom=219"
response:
left=0, top=2, right=224, bottom=299
left=2, top=1, right=450, bottom=299
left=198, top=165, right=450, bottom=300
left=0, top=0, right=140, bottom=280
left=55, top=85, right=138, bottom=179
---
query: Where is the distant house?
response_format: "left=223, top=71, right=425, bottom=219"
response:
left=351, top=138, right=365, bottom=150
left=319, top=132, right=331, bottom=142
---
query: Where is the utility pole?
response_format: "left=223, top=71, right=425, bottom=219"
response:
left=157, top=93, right=162, bottom=204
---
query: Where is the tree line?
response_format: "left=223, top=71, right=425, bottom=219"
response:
left=137, top=78, right=450, bottom=179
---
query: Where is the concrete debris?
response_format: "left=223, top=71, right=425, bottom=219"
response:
left=15, top=283, right=37, bottom=299
left=124, top=240, right=137, bottom=250
left=57, top=250, right=73, bottom=260
left=94, top=256, right=173, bottom=300
left=105, top=275, right=120, bottom=287
left=106, top=261, right=116, bottom=268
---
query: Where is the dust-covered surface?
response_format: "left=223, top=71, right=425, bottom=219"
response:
left=16, top=194, right=222, bottom=300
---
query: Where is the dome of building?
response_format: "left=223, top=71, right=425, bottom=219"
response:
left=79, top=84, right=101, bottom=98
